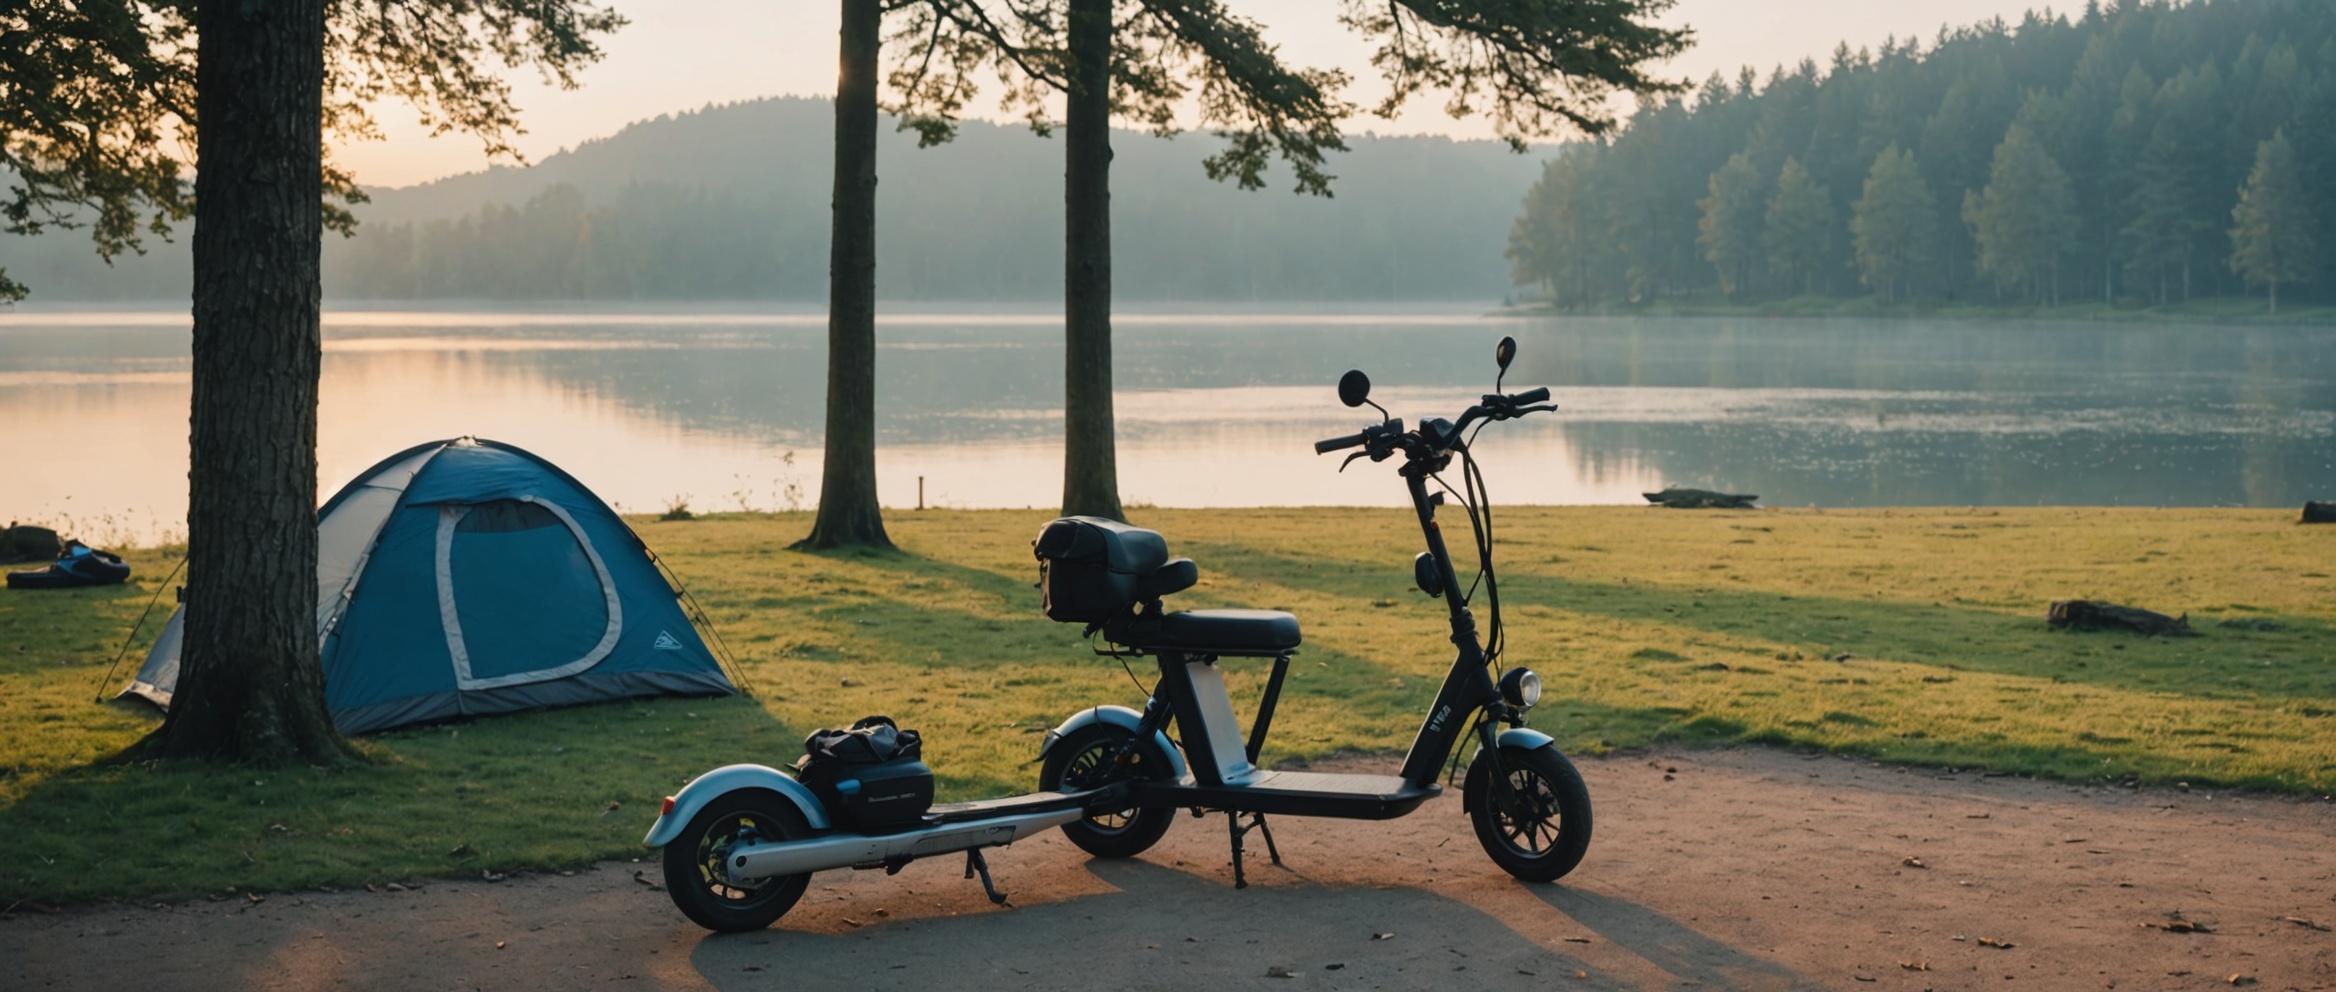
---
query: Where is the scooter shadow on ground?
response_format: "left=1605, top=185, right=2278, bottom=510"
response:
left=1532, top=885, right=1826, bottom=992
left=685, top=858, right=1625, bottom=992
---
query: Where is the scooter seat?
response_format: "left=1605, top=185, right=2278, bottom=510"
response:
left=1106, top=608, right=1301, bottom=655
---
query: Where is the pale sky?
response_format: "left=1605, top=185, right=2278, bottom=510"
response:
left=333, top=0, right=2054, bottom=189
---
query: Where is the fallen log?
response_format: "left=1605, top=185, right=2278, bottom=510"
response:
left=2304, top=501, right=2335, bottom=524
left=1643, top=487, right=1758, bottom=509
left=2047, top=600, right=2194, bottom=637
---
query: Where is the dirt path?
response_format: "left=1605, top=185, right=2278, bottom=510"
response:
left=8, top=747, right=2334, bottom=991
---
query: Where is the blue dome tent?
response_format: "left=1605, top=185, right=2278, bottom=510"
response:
left=124, top=437, right=735, bottom=734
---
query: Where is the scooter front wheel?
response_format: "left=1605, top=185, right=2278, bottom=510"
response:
left=1039, top=724, right=1176, bottom=858
left=661, top=788, right=816, bottom=931
left=1464, top=744, right=1592, bottom=882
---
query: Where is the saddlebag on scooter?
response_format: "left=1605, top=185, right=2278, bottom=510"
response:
left=1032, top=516, right=1195, bottom=623
left=793, top=716, right=934, bottom=830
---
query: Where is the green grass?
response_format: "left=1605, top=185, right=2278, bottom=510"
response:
left=3, top=507, right=2332, bottom=904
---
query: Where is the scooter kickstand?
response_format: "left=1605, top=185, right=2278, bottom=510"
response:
left=964, top=849, right=1010, bottom=907
left=1226, top=811, right=1283, bottom=890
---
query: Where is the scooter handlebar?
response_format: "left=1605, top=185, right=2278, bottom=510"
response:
left=1314, top=431, right=1369, bottom=454
left=1510, top=386, right=1550, bottom=405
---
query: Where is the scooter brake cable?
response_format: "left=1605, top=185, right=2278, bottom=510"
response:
left=1102, top=639, right=1155, bottom=698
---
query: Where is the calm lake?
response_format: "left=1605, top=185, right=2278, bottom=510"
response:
left=5, top=305, right=2332, bottom=545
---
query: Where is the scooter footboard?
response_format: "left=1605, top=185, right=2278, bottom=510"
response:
left=643, top=763, right=832, bottom=848
left=727, top=807, right=1084, bottom=880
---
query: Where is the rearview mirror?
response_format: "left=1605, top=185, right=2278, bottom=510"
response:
left=1337, top=369, right=1372, bottom=408
left=1495, top=336, right=1516, bottom=373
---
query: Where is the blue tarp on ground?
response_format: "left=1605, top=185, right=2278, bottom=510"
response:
left=125, top=438, right=732, bottom=734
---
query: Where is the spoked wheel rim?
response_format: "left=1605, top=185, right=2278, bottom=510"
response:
left=1060, top=739, right=1143, bottom=834
left=691, top=811, right=786, bottom=907
left=1490, top=766, right=1564, bottom=857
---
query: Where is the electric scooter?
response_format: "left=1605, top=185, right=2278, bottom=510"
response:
left=644, top=336, right=1591, bottom=932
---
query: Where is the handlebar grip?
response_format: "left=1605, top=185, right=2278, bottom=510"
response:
left=1511, top=386, right=1551, bottom=405
left=1314, top=432, right=1368, bottom=454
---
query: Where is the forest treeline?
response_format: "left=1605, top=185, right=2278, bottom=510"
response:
left=0, top=97, right=1538, bottom=302
left=1507, top=0, right=2335, bottom=310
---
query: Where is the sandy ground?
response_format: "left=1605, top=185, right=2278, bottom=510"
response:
left=7, top=746, right=2334, bottom=992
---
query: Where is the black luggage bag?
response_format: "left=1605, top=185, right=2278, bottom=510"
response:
left=793, top=716, right=934, bottom=831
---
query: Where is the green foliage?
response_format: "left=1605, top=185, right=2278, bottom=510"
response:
left=882, top=0, right=1352, bottom=196
left=1508, top=0, right=2336, bottom=310
left=1338, top=0, right=1691, bottom=146
left=1965, top=125, right=2077, bottom=302
left=0, top=0, right=195, bottom=301
left=5, top=507, right=2334, bottom=902
left=1762, top=158, right=1832, bottom=295
left=1851, top=145, right=1936, bottom=304
left=1695, top=152, right=1764, bottom=299
left=2228, top=130, right=2319, bottom=311
left=0, top=0, right=625, bottom=300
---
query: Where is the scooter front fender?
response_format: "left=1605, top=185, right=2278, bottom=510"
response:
left=643, top=763, right=831, bottom=848
left=1038, top=705, right=1189, bottom=781
left=1496, top=727, right=1554, bottom=751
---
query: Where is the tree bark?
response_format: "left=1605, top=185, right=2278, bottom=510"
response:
left=799, top=0, right=893, bottom=549
left=1060, top=0, right=1122, bottom=521
left=148, top=0, right=344, bottom=764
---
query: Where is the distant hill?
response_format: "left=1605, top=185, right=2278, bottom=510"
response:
left=2, top=97, right=1546, bottom=303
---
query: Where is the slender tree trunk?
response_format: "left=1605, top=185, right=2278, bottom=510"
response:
left=799, top=0, right=892, bottom=549
left=148, top=0, right=343, bottom=764
left=1060, top=0, right=1121, bottom=520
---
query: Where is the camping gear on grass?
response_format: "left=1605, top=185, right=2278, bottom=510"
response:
left=1, top=523, right=63, bottom=564
left=6, top=541, right=131, bottom=589
left=122, top=437, right=733, bottom=734
left=792, top=716, right=934, bottom=830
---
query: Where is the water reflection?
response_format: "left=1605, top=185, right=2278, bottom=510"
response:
left=1, top=308, right=2330, bottom=545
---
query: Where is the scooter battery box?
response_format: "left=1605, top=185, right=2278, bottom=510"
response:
left=831, top=758, right=935, bottom=830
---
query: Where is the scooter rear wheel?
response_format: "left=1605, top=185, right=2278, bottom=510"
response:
left=662, top=789, right=815, bottom=931
left=1464, top=744, right=1593, bottom=882
left=1040, top=724, right=1176, bottom=858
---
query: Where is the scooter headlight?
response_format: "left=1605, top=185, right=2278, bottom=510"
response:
left=1499, top=667, right=1541, bottom=711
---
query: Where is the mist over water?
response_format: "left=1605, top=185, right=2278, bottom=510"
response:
left=3, top=306, right=2331, bottom=546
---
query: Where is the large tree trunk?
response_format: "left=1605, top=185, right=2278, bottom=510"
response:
left=1060, top=0, right=1122, bottom=520
left=799, top=0, right=892, bottom=549
left=148, top=0, right=343, bottom=764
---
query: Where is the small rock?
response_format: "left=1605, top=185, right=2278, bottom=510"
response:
left=1264, top=965, right=1294, bottom=978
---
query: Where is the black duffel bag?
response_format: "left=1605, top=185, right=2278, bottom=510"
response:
left=792, top=715, right=934, bottom=831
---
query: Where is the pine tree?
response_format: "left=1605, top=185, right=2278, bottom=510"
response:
left=1852, top=145, right=1938, bottom=305
left=1763, top=158, right=1832, bottom=297
left=1509, top=152, right=1608, bottom=306
left=1696, top=151, right=1765, bottom=299
left=1966, top=124, right=2078, bottom=304
left=2228, top=131, right=2318, bottom=313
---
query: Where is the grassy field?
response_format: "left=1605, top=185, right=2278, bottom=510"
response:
left=2, top=506, right=2331, bottom=904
